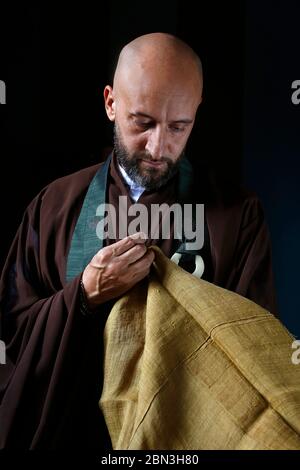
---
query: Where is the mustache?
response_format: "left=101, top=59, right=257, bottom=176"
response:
left=135, top=153, right=173, bottom=165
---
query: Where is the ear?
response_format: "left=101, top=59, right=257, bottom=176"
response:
left=103, top=85, right=116, bottom=121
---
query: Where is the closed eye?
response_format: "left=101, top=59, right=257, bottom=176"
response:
left=169, top=125, right=186, bottom=133
left=135, top=121, right=154, bottom=130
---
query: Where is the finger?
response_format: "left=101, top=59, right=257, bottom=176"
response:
left=118, top=243, right=147, bottom=264
left=109, top=232, right=147, bottom=257
left=129, top=249, right=155, bottom=273
left=128, top=232, right=147, bottom=243
left=148, top=250, right=155, bottom=264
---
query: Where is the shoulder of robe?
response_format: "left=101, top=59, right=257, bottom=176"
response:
left=43, top=163, right=102, bottom=201
left=191, top=166, right=261, bottom=212
left=23, top=162, right=104, bottom=223
left=39, top=163, right=103, bottom=208
left=203, top=177, right=266, bottom=231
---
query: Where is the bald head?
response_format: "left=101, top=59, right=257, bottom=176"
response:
left=103, top=33, right=203, bottom=190
left=113, top=33, right=203, bottom=100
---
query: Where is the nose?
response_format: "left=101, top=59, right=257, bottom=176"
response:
left=145, top=126, right=169, bottom=160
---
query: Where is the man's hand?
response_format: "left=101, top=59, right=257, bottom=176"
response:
left=81, top=232, right=155, bottom=308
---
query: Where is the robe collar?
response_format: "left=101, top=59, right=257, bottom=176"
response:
left=66, top=153, right=194, bottom=282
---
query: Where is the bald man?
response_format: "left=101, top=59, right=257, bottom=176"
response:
left=0, top=33, right=276, bottom=449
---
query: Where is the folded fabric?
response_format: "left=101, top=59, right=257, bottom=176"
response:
left=99, top=247, right=300, bottom=450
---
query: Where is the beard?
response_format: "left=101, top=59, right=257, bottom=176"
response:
left=113, top=123, right=185, bottom=191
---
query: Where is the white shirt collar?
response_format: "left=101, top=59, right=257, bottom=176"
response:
left=118, top=163, right=145, bottom=202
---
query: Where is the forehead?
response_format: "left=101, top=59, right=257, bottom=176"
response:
left=118, top=74, right=201, bottom=119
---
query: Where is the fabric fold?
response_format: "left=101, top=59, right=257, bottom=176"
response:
left=99, top=246, right=300, bottom=450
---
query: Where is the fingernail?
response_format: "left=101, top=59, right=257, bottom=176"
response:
left=129, top=232, right=147, bottom=242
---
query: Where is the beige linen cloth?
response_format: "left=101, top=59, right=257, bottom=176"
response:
left=99, top=247, right=300, bottom=450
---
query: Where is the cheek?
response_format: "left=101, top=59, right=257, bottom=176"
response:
left=125, top=133, right=146, bottom=153
left=170, top=133, right=190, bottom=155
left=116, top=119, right=145, bottom=151
left=177, top=128, right=193, bottom=150
left=181, top=132, right=191, bottom=148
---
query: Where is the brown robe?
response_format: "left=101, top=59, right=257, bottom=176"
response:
left=0, top=155, right=277, bottom=449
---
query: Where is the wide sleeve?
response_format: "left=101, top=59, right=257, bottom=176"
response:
left=226, top=197, right=278, bottom=315
left=0, top=195, right=111, bottom=449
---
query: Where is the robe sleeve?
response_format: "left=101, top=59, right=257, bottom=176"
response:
left=0, top=194, right=111, bottom=449
left=226, top=197, right=278, bottom=315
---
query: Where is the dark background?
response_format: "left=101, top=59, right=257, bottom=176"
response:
left=0, top=1, right=299, bottom=335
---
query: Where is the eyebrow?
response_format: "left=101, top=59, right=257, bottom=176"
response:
left=129, top=112, right=193, bottom=125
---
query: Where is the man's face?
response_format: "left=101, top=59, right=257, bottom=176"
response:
left=104, top=69, right=202, bottom=190
left=113, top=122, right=186, bottom=191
